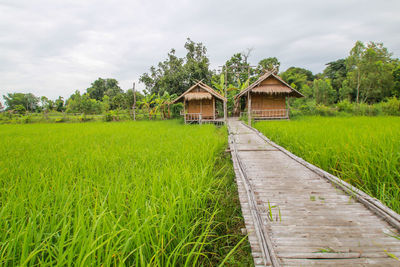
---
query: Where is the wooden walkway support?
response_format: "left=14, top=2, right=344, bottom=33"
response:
left=227, top=118, right=400, bottom=266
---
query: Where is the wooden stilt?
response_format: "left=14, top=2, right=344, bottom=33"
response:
left=248, top=91, right=252, bottom=126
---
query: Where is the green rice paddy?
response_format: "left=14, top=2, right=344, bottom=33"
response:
left=255, top=116, right=400, bottom=213
left=0, top=121, right=251, bottom=266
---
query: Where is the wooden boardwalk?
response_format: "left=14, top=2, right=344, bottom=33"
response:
left=227, top=118, right=400, bottom=266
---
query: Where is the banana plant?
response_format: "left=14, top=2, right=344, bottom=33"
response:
left=211, top=73, right=239, bottom=97
left=138, top=93, right=156, bottom=120
left=161, top=92, right=177, bottom=119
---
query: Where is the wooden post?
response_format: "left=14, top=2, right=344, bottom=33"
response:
left=286, top=96, right=290, bottom=120
left=183, top=98, right=186, bottom=124
left=224, top=69, right=227, bottom=123
left=132, top=82, right=136, bottom=120
left=213, top=97, right=215, bottom=120
left=248, top=91, right=252, bottom=126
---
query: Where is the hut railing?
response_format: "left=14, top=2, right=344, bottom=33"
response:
left=184, top=113, right=202, bottom=124
left=251, top=109, right=289, bottom=119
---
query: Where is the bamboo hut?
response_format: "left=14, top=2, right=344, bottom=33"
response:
left=172, top=81, right=227, bottom=124
left=234, top=71, right=303, bottom=123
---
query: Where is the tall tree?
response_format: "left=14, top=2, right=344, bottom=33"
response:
left=313, top=79, right=336, bottom=105
left=280, top=67, right=314, bottom=94
left=223, top=52, right=255, bottom=86
left=3, top=93, right=39, bottom=112
left=323, top=59, right=347, bottom=102
left=87, top=78, right=123, bottom=101
left=140, top=38, right=212, bottom=96
left=345, top=41, right=394, bottom=103
left=256, top=57, right=280, bottom=74
left=393, top=63, right=400, bottom=97
left=55, top=96, right=65, bottom=112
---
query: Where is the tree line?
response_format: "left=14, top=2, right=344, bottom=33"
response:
left=2, top=38, right=399, bottom=115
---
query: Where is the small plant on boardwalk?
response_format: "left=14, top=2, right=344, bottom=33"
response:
left=314, top=247, right=337, bottom=253
left=267, top=201, right=282, bottom=222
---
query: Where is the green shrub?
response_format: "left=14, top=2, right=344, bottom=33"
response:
left=315, top=104, right=337, bottom=116
left=353, top=103, right=379, bottom=116
left=78, top=115, right=92, bottom=122
left=14, top=105, right=26, bottom=114
left=19, top=115, right=32, bottom=124
left=55, top=117, right=67, bottom=123
left=104, top=110, right=119, bottom=122
left=381, top=97, right=400, bottom=116
left=336, top=99, right=353, bottom=113
left=171, top=103, right=183, bottom=118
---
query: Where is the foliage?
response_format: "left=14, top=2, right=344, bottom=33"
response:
left=323, top=59, right=347, bottom=97
left=140, top=38, right=212, bottom=96
left=170, top=103, right=183, bottom=118
left=256, top=57, right=280, bottom=74
left=345, top=41, right=394, bottom=103
left=313, top=79, right=336, bottom=105
left=14, top=104, right=26, bottom=114
left=104, top=110, right=120, bottom=122
left=392, top=62, right=400, bottom=97
left=3, top=93, right=39, bottom=112
left=222, top=52, right=256, bottom=86
left=86, top=78, right=123, bottom=101
left=255, top=116, right=400, bottom=213
left=0, top=121, right=250, bottom=265
left=280, top=67, right=314, bottom=94
left=381, top=97, right=400, bottom=116
left=336, top=99, right=353, bottom=113
left=137, top=93, right=156, bottom=119
left=66, top=91, right=103, bottom=115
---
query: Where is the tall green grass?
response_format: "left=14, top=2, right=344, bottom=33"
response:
left=0, top=121, right=251, bottom=266
left=255, top=116, right=400, bottom=213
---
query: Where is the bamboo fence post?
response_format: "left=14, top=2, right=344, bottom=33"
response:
left=224, top=69, right=227, bottom=123
left=132, top=82, right=136, bottom=120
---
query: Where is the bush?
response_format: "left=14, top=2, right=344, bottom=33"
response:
left=315, top=104, right=337, bottom=116
left=336, top=100, right=353, bottom=113
left=19, top=115, right=32, bottom=124
left=353, top=103, right=379, bottom=116
left=381, top=97, right=400, bottom=116
left=104, top=110, right=119, bottom=122
left=171, top=103, right=183, bottom=118
left=55, top=117, right=67, bottom=123
left=79, top=115, right=92, bottom=122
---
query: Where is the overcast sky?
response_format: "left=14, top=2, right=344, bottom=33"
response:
left=1, top=0, right=399, bottom=100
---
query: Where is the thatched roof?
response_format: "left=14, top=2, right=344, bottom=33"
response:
left=184, top=92, right=212, bottom=101
left=172, top=81, right=227, bottom=103
left=235, top=71, right=304, bottom=99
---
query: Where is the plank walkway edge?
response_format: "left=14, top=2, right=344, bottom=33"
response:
left=241, top=122, right=400, bottom=231
left=228, top=124, right=279, bottom=266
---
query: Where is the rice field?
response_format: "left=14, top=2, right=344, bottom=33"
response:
left=0, top=121, right=251, bottom=266
left=255, top=116, right=400, bottom=214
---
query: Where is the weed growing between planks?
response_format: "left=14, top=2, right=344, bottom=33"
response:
left=0, top=120, right=251, bottom=266
left=255, top=116, right=400, bottom=213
